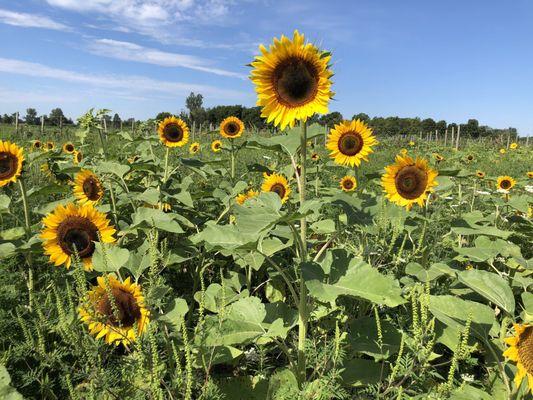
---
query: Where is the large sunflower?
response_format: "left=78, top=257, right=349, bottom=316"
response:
left=497, top=176, right=516, bottom=192
left=261, top=173, right=291, bottom=203
left=504, top=324, right=533, bottom=393
left=158, top=117, right=189, bottom=147
left=236, top=189, right=259, bottom=205
left=381, top=155, right=438, bottom=210
left=73, top=170, right=104, bottom=206
left=79, top=275, right=149, bottom=346
left=211, top=140, right=222, bottom=152
left=340, top=176, right=357, bottom=192
left=63, top=142, right=75, bottom=154
left=220, top=116, right=244, bottom=139
left=250, top=30, right=334, bottom=130
left=41, top=203, right=116, bottom=271
left=326, top=119, right=378, bottom=167
left=0, top=141, right=24, bottom=187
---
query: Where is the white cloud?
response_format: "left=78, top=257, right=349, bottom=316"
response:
left=88, top=38, right=246, bottom=79
left=0, top=9, right=69, bottom=30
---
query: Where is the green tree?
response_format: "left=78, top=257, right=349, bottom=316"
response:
left=25, top=108, right=38, bottom=125
left=352, top=113, right=370, bottom=122
left=112, top=113, right=122, bottom=129
left=319, top=111, right=343, bottom=128
left=49, top=108, right=65, bottom=126
left=185, top=92, right=205, bottom=124
left=156, top=112, right=173, bottom=121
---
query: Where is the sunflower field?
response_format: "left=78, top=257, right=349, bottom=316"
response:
left=1, top=31, right=533, bottom=400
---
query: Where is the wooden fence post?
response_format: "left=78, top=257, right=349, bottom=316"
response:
left=15, top=112, right=19, bottom=134
left=450, top=126, right=455, bottom=146
left=444, top=129, right=448, bottom=146
left=506, top=131, right=511, bottom=149
left=455, top=125, right=461, bottom=150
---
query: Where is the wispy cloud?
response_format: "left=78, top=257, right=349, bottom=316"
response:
left=87, top=38, right=247, bottom=79
left=0, top=57, right=246, bottom=99
left=0, top=8, right=69, bottom=30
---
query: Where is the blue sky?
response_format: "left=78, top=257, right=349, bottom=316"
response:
left=0, top=0, right=532, bottom=135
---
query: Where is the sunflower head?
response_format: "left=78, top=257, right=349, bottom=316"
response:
left=500, top=148, right=506, bottom=154
left=128, top=155, right=140, bottom=164
left=236, top=189, right=259, bottom=205
left=340, top=176, right=357, bottom=192
left=466, top=154, right=474, bottom=162
left=46, top=142, right=55, bottom=151
left=32, top=140, right=42, bottom=150
left=41, top=203, right=116, bottom=271
left=158, top=117, right=189, bottom=147
left=250, top=30, right=334, bottom=130
left=73, top=170, right=104, bottom=206
left=220, top=116, right=244, bottom=139
left=527, top=171, right=533, bottom=179
left=261, top=173, right=291, bottom=203
left=311, top=152, right=320, bottom=161
left=211, top=140, right=222, bottom=152
left=79, top=275, right=149, bottom=346
left=497, top=176, right=516, bottom=191
left=63, top=142, right=75, bottom=154
left=476, top=170, right=485, bottom=179
left=433, top=153, right=444, bottom=162
left=381, top=154, right=438, bottom=210
left=0, top=141, right=24, bottom=188
left=408, top=141, right=415, bottom=147
left=504, top=324, right=533, bottom=393
left=400, top=148, right=408, bottom=155
left=326, top=119, right=378, bottom=167
left=510, top=142, right=518, bottom=150
left=189, top=142, right=200, bottom=155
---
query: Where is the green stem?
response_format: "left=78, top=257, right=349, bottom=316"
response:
left=18, top=178, right=33, bottom=311
left=230, top=141, right=236, bottom=180
left=163, top=147, right=170, bottom=183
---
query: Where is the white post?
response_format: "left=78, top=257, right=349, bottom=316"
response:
left=40, top=116, right=44, bottom=135
left=455, top=125, right=461, bottom=150
left=15, top=112, right=19, bottom=134
left=444, top=129, right=448, bottom=146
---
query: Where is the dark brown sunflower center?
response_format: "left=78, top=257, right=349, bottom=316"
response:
left=395, top=165, right=428, bottom=200
left=467, top=155, right=473, bottom=161
left=214, top=143, right=220, bottom=149
left=47, top=143, right=53, bottom=149
left=65, top=144, right=74, bottom=152
left=76, top=153, right=83, bottom=162
left=82, top=177, right=101, bottom=201
left=273, top=58, right=319, bottom=106
left=500, top=180, right=511, bottom=189
left=0, top=152, right=18, bottom=180
left=338, top=132, right=363, bottom=156
left=57, top=216, right=98, bottom=258
left=343, top=179, right=354, bottom=190
left=224, top=122, right=239, bottom=136
left=163, top=123, right=184, bottom=142
left=270, top=183, right=286, bottom=199
left=518, top=326, right=533, bottom=375
left=34, top=142, right=41, bottom=148
left=97, top=288, right=141, bottom=327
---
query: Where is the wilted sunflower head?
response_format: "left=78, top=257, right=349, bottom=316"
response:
left=211, top=140, right=222, bottom=152
left=73, top=170, right=104, bottom=206
left=476, top=170, right=485, bottom=178
left=0, top=141, right=24, bottom=188
left=73, top=151, right=83, bottom=165
left=220, top=117, right=244, bottom=139
left=158, top=117, right=189, bottom=147
left=41, top=203, right=115, bottom=271
left=79, top=275, right=149, bottom=346
left=250, top=30, right=334, bottom=130
left=496, top=176, right=516, bottom=191
left=236, top=189, right=259, bottom=205
left=261, top=173, right=291, bottom=203
left=381, top=154, right=438, bottom=210
left=466, top=154, right=474, bottom=162
left=32, top=140, right=42, bottom=150
left=189, top=142, right=200, bottom=154
left=63, top=142, right=75, bottom=154
left=527, top=171, right=533, bottom=179
left=326, top=119, right=378, bottom=167
left=340, top=176, right=357, bottom=192
left=510, top=142, right=518, bottom=150
left=503, top=324, right=533, bottom=393
left=46, top=142, right=55, bottom=151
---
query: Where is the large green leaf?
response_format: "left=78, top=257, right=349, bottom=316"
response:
left=129, top=207, right=184, bottom=233
left=0, top=365, right=23, bottom=400
left=458, top=269, right=515, bottom=314
left=340, top=358, right=386, bottom=387
left=92, top=243, right=130, bottom=272
left=348, top=316, right=402, bottom=360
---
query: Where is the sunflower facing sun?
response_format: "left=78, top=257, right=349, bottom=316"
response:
left=340, top=176, right=357, bottom=192
left=62, top=142, right=75, bottom=154
left=79, top=275, right=149, bottom=346
left=250, top=30, right=334, bottom=130
left=496, top=176, right=516, bottom=192
left=326, top=119, right=378, bottom=167
left=158, top=116, right=189, bottom=147
left=32, top=140, right=42, bottom=151
left=504, top=323, right=533, bottom=393
left=0, top=140, right=24, bottom=188
left=220, top=116, right=245, bottom=139
left=41, top=203, right=116, bottom=271
left=381, top=154, right=438, bottom=210
left=73, top=170, right=104, bottom=206
left=261, top=173, right=291, bottom=203
left=211, top=140, right=222, bottom=152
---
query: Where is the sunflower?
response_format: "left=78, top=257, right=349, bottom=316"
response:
left=189, top=142, right=200, bottom=155
left=211, top=140, right=222, bottom=152
left=527, top=171, right=533, bottom=179
left=220, top=116, right=244, bottom=139
left=510, top=142, right=518, bottom=150
left=310, top=152, right=320, bottom=161
left=504, top=324, right=533, bottom=393
left=261, top=173, right=291, bottom=203
left=250, top=30, right=334, bottom=130
left=62, top=142, right=75, bottom=154
left=476, top=170, right=485, bottom=178
left=409, top=141, right=415, bottom=147
left=0, top=141, right=24, bottom=187
left=73, top=151, right=83, bottom=165
left=73, top=170, right=104, bottom=206
left=127, top=155, right=139, bottom=164
left=500, top=148, right=506, bottom=154
left=381, top=154, right=438, bottom=210
left=400, top=148, right=408, bottom=155
left=32, top=140, right=42, bottom=151
left=79, top=275, right=149, bottom=346
left=433, top=153, right=444, bottom=162
left=158, top=116, right=189, bottom=148
left=46, top=142, right=55, bottom=151
left=41, top=203, right=116, bottom=271
left=466, top=154, right=474, bottom=162
left=236, top=189, right=259, bottom=205
left=326, top=119, right=378, bottom=167
left=496, top=176, right=516, bottom=191
left=340, top=176, right=357, bottom=192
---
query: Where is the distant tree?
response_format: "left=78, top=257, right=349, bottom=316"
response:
left=185, top=92, right=205, bottom=124
left=49, top=108, right=65, bottom=126
left=156, top=112, right=173, bottom=121
left=436, top=120, right=447, bottom=132
left=420, top=118, right=436, bottom=133
left=25, top=108, right=38, bottom=125
left=3, top=114, right=13, bottom=124
left=319, top=111, right=343, bottom=128
left=352, top=113, right=370, bottom=122
left=112, top=113, right=122, bottom=129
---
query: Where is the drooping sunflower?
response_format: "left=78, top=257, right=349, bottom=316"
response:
left=73, top=151, right=83, bottom=165
left=340, top=176, right=357, bottom=192
left=189, top=142, right=200, bottom=155
left=73, top=170, right=104, bottom=206
left=158, top=116, right=189, bottom=148
left=527, top=171, right=533, bottom=179
left=433, top=153, right=444, bottom=162
left=261, top=173, right=291, bottom=203
left=236, top=189, right=259, bottom=205
left=476, top=170, right=485, bottom=178
left=496, top=176, right=516, bottom=192
left=381, top=155, right=438, bottom=210
left=220, top=116, right=244, bottom=139
left=211, top=140, right=222, bottom=152
left=510, top=142, right=518, bottom=150
left=0, top=140, right=24, bottom=187
left=41, top=203, right=116, bottom=271
left=466, top=154, right=474, bottom=162
left=250, top=30, right=334, bottom=130
left=62, top=142, right=75, bottom=154
left=32, top=140, right=42, bottom=151
left=503, top=323, right=533, bottom=393
left=79, top=275, right=149, bottom=346
left=46, top=142, right=55, bottom=151
left=310, top=152, right=320, bottom=162
left=326, top=119, right=378, bottom=167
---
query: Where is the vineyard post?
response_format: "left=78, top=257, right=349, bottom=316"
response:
left=59, top=115, right=63, bottom=136
left=444, top=129, right=448, bottom=146
left=506, top=130, right=510, bottom=149
left=435, top=129, right=438, bottom=142
left=192, top=120, right=196, bottom=141
left=455, top=125, right=461, bottom=150
left=15, top=112, right=19, bottom=134
left=450, top=126, right=455, bottom=147
left=40, top=116, right=44, bottom=135
left=526, top=135, right=529, bottom=146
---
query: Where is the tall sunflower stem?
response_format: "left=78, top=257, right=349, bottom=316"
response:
left=230, top=142, right=236, bottom=180
left=18, top=178, right=33, bottom=311
left=163, top=147, right=170, bottom=183
left=297, top=120, right=308, bottom=385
